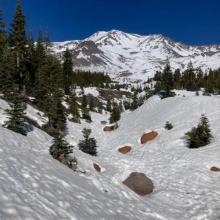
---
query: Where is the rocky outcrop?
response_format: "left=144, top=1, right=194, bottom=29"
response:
left=123, top=172, right=154, bottom=196
left=141, top=131, right=158, bottom=144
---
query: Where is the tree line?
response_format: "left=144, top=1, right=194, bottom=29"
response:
left=153, top=62, right=220, bottom=97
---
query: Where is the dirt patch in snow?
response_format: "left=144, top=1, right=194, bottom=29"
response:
left=141, top=131, right=158, bottom=144
left=118, top=146, right=132, bottom=154
left=210, top=166, right=220, bottom=172
left=123, top=172, right=154, bottom=196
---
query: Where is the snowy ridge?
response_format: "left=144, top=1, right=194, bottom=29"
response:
left=0, top=93, right=220, bottom=219
left=52, top=30, right=220, bottom=81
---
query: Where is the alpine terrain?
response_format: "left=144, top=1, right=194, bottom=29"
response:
left=1, top=1, right=220, bottom=220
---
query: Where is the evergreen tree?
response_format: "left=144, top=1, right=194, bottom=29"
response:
left=49, top=135, right=73, bottom=159
left=25, top=33, right=37, bottom=94
left=130, top=92, right=139, bottom=110
left=81, top=95, right=87, bottom=109
left=63, top=48, right=73, bottom=94
left=9, top=0, right=27, bottom=92
left=78, top=128, right=98, bottom=156
left=36, top=31, right=46, bottom=65
left=89, top=97, right=95, bottom=111
left=162, top=63, right=173, bottom=96
left=0, top=10, right=7, bottom=56
left=0, top=50, right=16, bottom=96
left=173, top=69, right=181, bottom=89
left=106, top=99, right=112, bottom=112
left=80, top=95, right=91, bottom=122
left=46, top=89, right=66, bottom=136
left=68, top=93, right=80, bottom=123
left=35, top=54, right=62, bottom=108
left=3, top=90, right=27, bottom=136
left=82, top=108, right=92, bottom=123
left=185, top=114, right=212, bottom=148
left=182, top=62, right=198, bottom=91
left=109, top=102, right=121, bottom=123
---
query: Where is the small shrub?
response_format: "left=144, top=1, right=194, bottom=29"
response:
left=78, top=128, right=98, bottom=156
left=165, top=121, right=173, bottom=130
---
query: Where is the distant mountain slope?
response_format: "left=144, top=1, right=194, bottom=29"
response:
left=52, top=30, right=220, bottom=81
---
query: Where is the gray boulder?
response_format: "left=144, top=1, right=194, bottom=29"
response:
left=123, top=172, right=154, bottom=196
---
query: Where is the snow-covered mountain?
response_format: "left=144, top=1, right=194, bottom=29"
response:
left=1, top=91, right=220, bottom=219
left=52, top=30, right=220, bottom=81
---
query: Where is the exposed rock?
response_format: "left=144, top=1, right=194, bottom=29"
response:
left=141, top=131, right=158, bottom=144
left=210, top=166, right=220, bottom=172
left=118, top=146, right=132, bottom=154
left=103, top=123, right=118, bottom=132
left=123, top=172, right=154, bottom=196
left=93, top=163, right=101, bottom=172
left=101, top=121, right=107, bottom=125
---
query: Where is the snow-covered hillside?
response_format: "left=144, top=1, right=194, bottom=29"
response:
left=52, top=30, right=220, bottom=81
left=1, top=93, right=220, bottom=220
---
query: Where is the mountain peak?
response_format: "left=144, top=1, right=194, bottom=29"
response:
left=52, top=30, right=220, bottom=81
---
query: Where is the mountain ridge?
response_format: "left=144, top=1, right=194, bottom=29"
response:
left=52, top=30, right=220, bottom=81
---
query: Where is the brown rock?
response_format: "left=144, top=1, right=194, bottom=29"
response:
left=103, top=125, right=114, bottom=131
left=93, top=163, right=101, bottom=172
left=141, top=131, right=158, bottom=144
left=123, top=172, right=154, bottom=196
left=118, top=146, right=132, bottom=154
left=103, top=123, right=118, bottom=132
left=210, top=166, right=220, bottom=172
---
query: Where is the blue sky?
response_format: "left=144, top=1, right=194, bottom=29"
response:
left=1, top=0, right=220, bottom=45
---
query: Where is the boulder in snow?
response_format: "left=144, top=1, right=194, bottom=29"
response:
left=103, top=123, right=118, bottom=132
left=118, top=146, right=132, bottom=154
left=210, top=166, right=220, bottom=172
left=93, top=163, right=101, bottom=172
left=141, top=131, right=158, bottom=144
left=123, top=172, right=154, bottom=196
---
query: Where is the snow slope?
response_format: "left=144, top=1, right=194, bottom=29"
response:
left=52, top=30, right=220, bottom=81
left=0, top=93, right=220, bottom=220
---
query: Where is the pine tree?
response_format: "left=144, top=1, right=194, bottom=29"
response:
left=49, top=135, right=73, bottom=159
left=25, top=33, right=37, bottom=94
left=130, top=92, right=139, bottom=110
left=81, top=95, right=87, bottom=109
left=0, top=10, right=7, bottom=56
left=36, top=31, right=46, bottom=65
left=182, top=62, right=198, bottom=91
left=89, top=97, right=95, bottom=111
left=9, top=0, right=27, bottom=92
left=82, top=108, right=92, bottom=123
left=78, top=128, right=98, bottom=156
left=106, top=99, right=112, bottom=112
left=185, top=114, right=212, bottom=148
left=35, top=54, right=62, bottom=108
left=4, top=90, right=27, bottom=136
left=0, top=50, right=15, bottom=96
left=109, top=102, right=121, bottom=123
left=68, top=93, right=80, bottom=123
left=46, top=89, right=66, bottom=136
left=63, top=48, right=73, bottom=94
left=162, top=63, right=173, bottom=97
